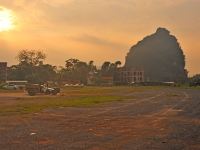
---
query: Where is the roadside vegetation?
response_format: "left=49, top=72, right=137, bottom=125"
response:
left=189, top=74, right=200, bottom=86
left=5, top=50, right=122, bottom=85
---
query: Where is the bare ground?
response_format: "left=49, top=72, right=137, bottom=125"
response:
left=0, top=87, right=199, bottom=150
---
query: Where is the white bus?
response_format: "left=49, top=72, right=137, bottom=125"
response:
left=6, top=81, right=28, bottom=90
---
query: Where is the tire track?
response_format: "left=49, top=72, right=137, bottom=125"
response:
left=89, top=91, right=166, bottom=117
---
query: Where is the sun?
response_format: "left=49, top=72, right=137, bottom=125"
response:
left=0, top=8, right=14, bottom=32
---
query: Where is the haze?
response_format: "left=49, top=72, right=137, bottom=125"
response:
left=0, top=0, right=199, bottom=75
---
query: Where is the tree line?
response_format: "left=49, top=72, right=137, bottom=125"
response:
left=5, top=50, right=200, bottom=86
left=7, top=50, right=122, bottom=84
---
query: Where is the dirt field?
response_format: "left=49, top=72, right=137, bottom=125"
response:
left=0, top=86, right=199, bottom=150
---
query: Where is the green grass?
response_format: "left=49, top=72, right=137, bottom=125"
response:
left=61, top=86, right=164, bottom=96
left=0, top=86, right=165, bottom=116
left=0, top=89, right=23, bottom=93
left=185, top=86, right=200, bottom=90
left=0, top=96, right=122, bottom=116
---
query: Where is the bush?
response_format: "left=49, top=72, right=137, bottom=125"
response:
left=189, top=74, right=200, bottom=86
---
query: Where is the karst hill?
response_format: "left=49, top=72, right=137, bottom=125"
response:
left=125, top=27, right=188, bottom=82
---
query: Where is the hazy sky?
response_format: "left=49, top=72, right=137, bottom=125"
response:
left=0, top=0, right=199, bottom=75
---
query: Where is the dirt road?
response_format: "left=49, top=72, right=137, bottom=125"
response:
left=0, top=88, right=199, bottom=150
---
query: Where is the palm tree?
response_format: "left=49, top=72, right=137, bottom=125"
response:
left=101, top=61, right=111, bottom=73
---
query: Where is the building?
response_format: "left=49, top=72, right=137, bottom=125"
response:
left=87, top=71, right=97, bottom=85
left=0, top=62, right=7, bottom=82
left=101, top=75, right=114, bottom=86
left=114, top=67, right=144, bottom=85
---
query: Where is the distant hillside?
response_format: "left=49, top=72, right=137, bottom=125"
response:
left=125, top=27, right=188, bottom=82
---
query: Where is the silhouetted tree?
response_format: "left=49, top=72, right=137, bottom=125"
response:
left=65, top=58, right=79, bottom=71
left=17, top=50, right=46, bottom=66
left=88, top=60, right=97, bottom=72
left=62, top=59, right=91, bottom=84
left=101, top=61, right=111, bottom=75
left=101, top=61, right=121, bottom=76
left=8, top=50, right=57, bottom=83
left=115, top=61, right=122, bottom=67
left=189, top=74, right=200, bottom=86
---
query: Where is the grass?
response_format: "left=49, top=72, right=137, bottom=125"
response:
left=0, top=96, right=123, bottom=116
left=185, top=86, right=200, bottom=90
left=0, top=86, right=164, bottom=116
left=0, top=89, right=23, bottom=93
left=61, top=86, right=164, bottom=96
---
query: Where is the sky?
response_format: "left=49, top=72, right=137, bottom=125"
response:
left=0, top=0, right=199, bottom=75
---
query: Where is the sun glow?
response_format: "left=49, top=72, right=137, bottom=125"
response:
left=0, top=7, right=14, bottom=32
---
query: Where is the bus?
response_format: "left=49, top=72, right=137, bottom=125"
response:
left=6, top=81, right=28, bottom=90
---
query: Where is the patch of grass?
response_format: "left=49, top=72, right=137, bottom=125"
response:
left=0, top=86, right=164, bottom=116
left=0, top=89, right=23, bottom=93
left=185, top=86, right=200, bottom=90
left=61, top=86, right=163, bottom=95
left=0, top=96, right=122, bottom=116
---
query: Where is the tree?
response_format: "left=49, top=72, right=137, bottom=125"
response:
left=115, top=61, right=122, bottom=68
left=89, top=60, right=94, bottom=66
left=101, top=61, right=111, bottom=75
left=75, top=61, right=89, bottom=84
left=36, top=64, right=57, bottom=82
left=8, top=50, right=58, bottom=83
left=62, top=59, right=91, bottom=84
left=189, top=74, right=200, bottom=86
left=65, top=58, right=79, bottom=71
left=17, top=50, right=46, bottom=66
left=101, top=61, right=121, bottom=76
left=15, top=50, right=47, bottom=83
left=88, top=60, right=97, bottom=72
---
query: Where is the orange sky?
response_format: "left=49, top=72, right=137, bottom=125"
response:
left=0, top=0, right=199, bottom=75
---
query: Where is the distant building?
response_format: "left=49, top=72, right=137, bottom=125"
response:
left=0, top=62, right=7, bottom=82
left=114, top=67, right=144, bottom=85
left=87, top=71, right=97, bottom=85
left=101, top=76, right=114, bottom=86
left=62, top=80, right=81, bottom=85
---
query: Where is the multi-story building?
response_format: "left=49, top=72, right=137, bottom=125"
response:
left=114, top=67, right=144, bottom=85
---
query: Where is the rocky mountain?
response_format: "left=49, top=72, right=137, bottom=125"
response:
left=125, top=27, right=188, bottom=82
